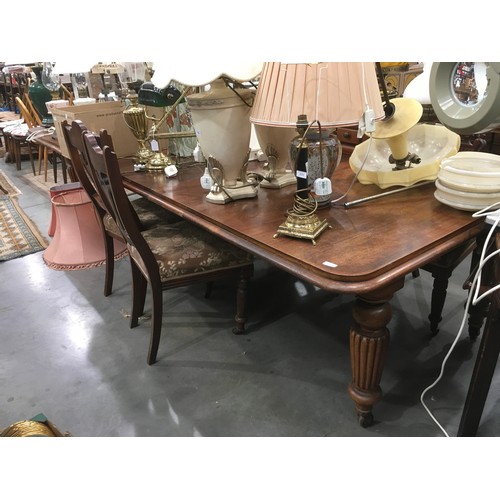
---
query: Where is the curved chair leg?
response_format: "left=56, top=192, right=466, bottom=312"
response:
left=103, top=233, right=115, bottom=297
left=130, top=260, right=147, bottom=328
left=147, top=275, right=164, bottom=365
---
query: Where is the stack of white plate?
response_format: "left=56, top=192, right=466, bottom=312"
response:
left=434, top=151, right=500, bottom=212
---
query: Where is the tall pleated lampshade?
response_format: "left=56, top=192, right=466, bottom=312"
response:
left=250, top=62, right=385, bottom=197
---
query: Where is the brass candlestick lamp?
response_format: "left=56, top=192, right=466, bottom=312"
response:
left=123, top=82, right=192, bottom=170
left=123, top=91, right=153, bottom=164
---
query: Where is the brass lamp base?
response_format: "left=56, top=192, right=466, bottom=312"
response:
left=206, top=182, right=258, bottom=205
left=146, top=152, right=171, bottom=171
left=274, top=212, right=330, bottom=246
left=273, top=192, right=331, bottom=245
left=136, top=147, right=154, bottom=164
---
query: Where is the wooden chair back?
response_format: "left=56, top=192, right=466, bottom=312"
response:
left=82, top=131, right=150, bottom=264
left=23, top=93, right=43, bottom=126
left=60, top=84, right=74, bottom=105
left=61, top=119, right=128, bottom=297
left=62, top=120, right=102, bottom=211
left=15, top=95, right=41, bottom=128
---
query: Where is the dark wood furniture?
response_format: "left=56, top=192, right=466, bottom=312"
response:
left=0, top=70, right=31, bottom=112
left=4, top=126, right=37, bottom=174
left=458, top=232, right=500, bottom=436
left=120, top=158, right=484, bottom=426
left=84, top=133, right=254, bottom=365
left=61, top=120, right=183, bottom=297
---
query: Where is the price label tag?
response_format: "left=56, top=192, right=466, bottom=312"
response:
left=150, top=139, right=159, bottom=152
left=296, top=170, right=307, bottom=179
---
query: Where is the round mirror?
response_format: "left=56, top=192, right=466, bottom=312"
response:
left=430, top=62, right=500, bottom=135
left=451, top=62, right=488, bottom=107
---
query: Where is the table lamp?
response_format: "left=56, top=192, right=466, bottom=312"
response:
left=349, top=96, right=461, bottom=189
left=253, top=62, right=384, bottom=244
left=28, top=64, right=54, bottom=126
left=186, top=78, right=257, bottom=204
left=250, top=62, right=384, bottom=204
left=123, top=81, right=190, bottom=170
left=150, top=62, right=263, bottom=204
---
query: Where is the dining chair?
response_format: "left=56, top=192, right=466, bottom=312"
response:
left=16, top=94, right=67, bottom=183
left=82, top=130, right=254, bottom=365
left=7, top=96, right=37, bottom=174
left=61, top=119, right=182, bottom=297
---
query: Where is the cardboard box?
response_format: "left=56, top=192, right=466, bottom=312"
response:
left=52, top=101, right=137, bottom=160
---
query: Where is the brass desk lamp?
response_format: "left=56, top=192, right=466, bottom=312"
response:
left=123, top=82, right=193, bottom=171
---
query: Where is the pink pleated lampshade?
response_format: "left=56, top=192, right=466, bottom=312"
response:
left=43, top=189, right=127, bottom=270
left=250, top=62, right=385, bottom=128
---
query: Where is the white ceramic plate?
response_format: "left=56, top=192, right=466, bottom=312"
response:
left=437, top=169, right=500, bottom=193
left=434, top=178, right=500, bottom=212
left=440, top=151, right=500, bottom=173
left=434, top=190, right=491, bottom=212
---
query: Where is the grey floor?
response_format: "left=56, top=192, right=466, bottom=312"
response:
left=1, top=153, right=500, bottom=439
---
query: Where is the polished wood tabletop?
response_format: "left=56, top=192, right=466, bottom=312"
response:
left=121, top=158, right=485, bottom=426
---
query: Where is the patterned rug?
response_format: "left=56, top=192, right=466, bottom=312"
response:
left=0, top=170, right=47, bottom=261
left=0, top=169, right=22, bottom=197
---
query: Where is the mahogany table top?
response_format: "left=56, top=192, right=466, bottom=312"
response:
left=121, top=159, right=485, bottom=296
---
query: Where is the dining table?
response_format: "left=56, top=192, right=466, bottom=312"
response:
left=120, top=156, right=485, bottom=427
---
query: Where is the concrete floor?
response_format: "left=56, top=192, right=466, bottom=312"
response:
left=1, top=153, right=500, bottom=439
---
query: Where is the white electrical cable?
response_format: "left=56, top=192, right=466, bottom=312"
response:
left=420, top=201, right=500, bottom=437
left=330, top=62, right=374, bottom=206
left=330, top=133, right=373, bottom=205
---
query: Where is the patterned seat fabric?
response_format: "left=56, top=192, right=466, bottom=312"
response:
left=132, top=197, right=182, bottom=229
left=135, top=220, right=253, bottom=282
left=102, top=196, right=182, bottom=238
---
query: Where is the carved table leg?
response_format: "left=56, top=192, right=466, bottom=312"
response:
left=465, top=231, right=492, bottom=341
left=347, top=279, right=404, bottom=427
left=423, top=238, right=476, bottom=336
left=232, top=267, right=252, bottom=335
left=427, top=267, right=451, bottom=336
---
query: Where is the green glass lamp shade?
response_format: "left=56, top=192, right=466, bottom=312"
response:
left=28, top=66, right=53, bottom=126
left=138, top=82, right=182, bottom=107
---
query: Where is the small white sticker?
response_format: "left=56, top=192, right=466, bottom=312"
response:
left=296, top=170, right=307, bottom=179
left=314, top=177, right=332, bottom=195
left=150, top=139, right=159, bottom=151
left=164, top=165, right=178, bottom=177
left=323, top=261, right=338, bottom=268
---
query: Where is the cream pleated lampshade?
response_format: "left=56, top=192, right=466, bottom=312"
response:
left=250, top=62, right=385, bottom=128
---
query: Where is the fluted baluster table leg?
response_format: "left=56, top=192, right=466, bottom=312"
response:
left=348, top=279, right=404, bottom=427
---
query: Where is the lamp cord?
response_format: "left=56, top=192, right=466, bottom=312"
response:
left=330, top=132, right=373, bottom=206
left=221, top=77, right=254, bottom=107
left=420, top=202, right=500, bottom=437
